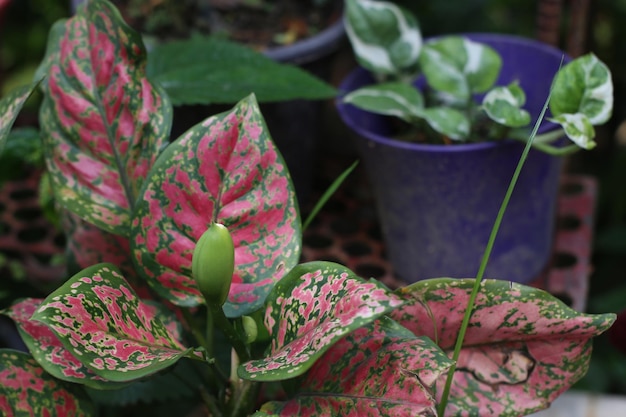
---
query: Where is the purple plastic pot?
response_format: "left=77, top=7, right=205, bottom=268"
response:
left=337, top=34, right=570, bottom=284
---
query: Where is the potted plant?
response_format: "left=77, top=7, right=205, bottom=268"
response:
left=336, top=0, right=613, bottom=284
left=0, top=1, right=616, bottom=416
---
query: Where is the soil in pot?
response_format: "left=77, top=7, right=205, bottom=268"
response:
left=108, top=0, right=342, bottom=48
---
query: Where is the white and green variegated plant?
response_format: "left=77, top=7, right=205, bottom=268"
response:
left=343, top=0, right=613, bottom=152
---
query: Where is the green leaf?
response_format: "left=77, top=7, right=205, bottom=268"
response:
left=85, top=358, right=202, bottom=406
left=0, top=349, right=95, bottom=416
left=0, top=128, right=43, bottom=183
left=550, top=53, right=613, bottom=125
left=31, top=264, right=191, bottom=383
left=421, top=107, right=471, bottom=140
left=419, top=36, right=502, bottom=101
left=482, top=82, right=531, bottom=128
left=39, top=0, right=172, bottom=236
left=343, top=82, right=424, bottom=121
left=549, top=113, right=596, bottom=149
left=239, top=261, right=405, bottom=381
left=130, top=94, right=301, bottom=314
left=260, top=317, right=452, bottom=416
left=0, top=81, right=40, bottom=155
left=344, top=0, right=422, bottom=77
left=147, top=36, right=336, bottom=105
left=391, top=278, right=616, bottom=416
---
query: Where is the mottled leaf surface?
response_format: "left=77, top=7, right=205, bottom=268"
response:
left=0, top=349, right=95, bottom=416
left=549, top=53, right=613, bottom=149
left=420, top=36, right=501, bottom=101
left=131, top=94, right=300, bottom=316
left=421, top=107, right=470, bottom=140
left=39, top=0, right=172, bottom=236
left=482, top=82, right=531, bottom=128
left=391, top=279, right=616, bottom=416
left=261, top=317, right=452, bottom=417
left=344, top=0, right=422, bottom=77
left=343, top=82, right=424, bottom=121
left=0, top=81, right=40, bottom=154
left=550, top=53, right=613, bottom=125
left=240, top=262, right=405, bottom=381
left=549, top=113, right=596, bottom=150
left=2, top=298, right=126, bottom=389
left=32, top=263, right=190, bottom=382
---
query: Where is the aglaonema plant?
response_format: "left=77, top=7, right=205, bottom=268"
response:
left=0, top=1, right=616, bottom=416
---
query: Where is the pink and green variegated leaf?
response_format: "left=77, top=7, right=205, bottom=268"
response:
left=39, top=0, right=172, bottom=236
left=31, top=263, right=191, bottom=382
left=2, top=298, right=126, bottom=389
left=0, top=81, right=40, bottom=151
left=0, top=349, right=95, bottom=416
left=239, top=261, right=405, bottom=381
left=130, top=94, right=301, bottom=316
left=260, top=317, right=452, bottom=417
left=391, top=278, right=616, bottom=417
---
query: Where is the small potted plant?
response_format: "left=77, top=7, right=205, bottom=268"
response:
left=337, top=0, right=613, bottom=284
left=0, top=1, right=616, bottom=416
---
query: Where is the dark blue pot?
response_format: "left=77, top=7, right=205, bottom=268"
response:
left=337, top=34, right=569, bottom=284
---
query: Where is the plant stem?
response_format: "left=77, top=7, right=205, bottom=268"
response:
left=532, top=128, right=567, bottom=144
left=302, top=160, right=358, bottom=231
left=199, top=385, right=225, bottom=417
left=531, top=142, right=581, bottom=156
left=209, top=304, right=251, bottom=363
left=436, top=87, right=556, bottom=416
left=229, top=378, right=261, bottom=417
left=206, top=306, right=215, bottom=358
left=182, top=308, right=208, bottom=349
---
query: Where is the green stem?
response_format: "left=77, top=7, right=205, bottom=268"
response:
left=510, top=134, right=581, bottom=155
left=302, top=160, right=359, bottom=231
left=206, top=306, right=215, bottom=358
left=182, top=308, right=208, bottom=349
left=531, top=142, right=581, bottom=156
left=209, top=304, right=251, bottom=363
left=531, top=128, right=567, bottom=144
left=199, top=385, right=225, bottom=417
left=436, top=85, right=557, bottom=416
left=229, top=378, right=260, bottom=417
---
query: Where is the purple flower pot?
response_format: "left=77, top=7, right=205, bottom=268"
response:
left=337, top=34, right=569, bottom=284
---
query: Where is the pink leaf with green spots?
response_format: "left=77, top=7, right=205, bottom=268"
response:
left=31, top=263, right=191, bottom=383
left=130, top=94, right=301, bottom=316
left=2, top=298, right=126, bottom=389
left=391, top=278, right=616, bottom=416
left=39, top=0, right=172, bottom=236
left=0, top=81, right=40, bottom=151
left=260, top=317, right=453, bottom=417
left=0, top=349, right=95, bottom=416
left=239, top=261, right=405, bottom=381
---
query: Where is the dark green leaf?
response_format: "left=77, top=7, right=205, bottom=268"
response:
left=147, top=36, right=337, bottom=105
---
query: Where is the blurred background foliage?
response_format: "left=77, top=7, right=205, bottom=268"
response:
left=1, top=0, right=626, bottom=395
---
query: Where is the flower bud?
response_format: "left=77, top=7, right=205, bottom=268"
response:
left=241, top=316, right=258, bottom=344
left=192, top=223, right=234, bottom=306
